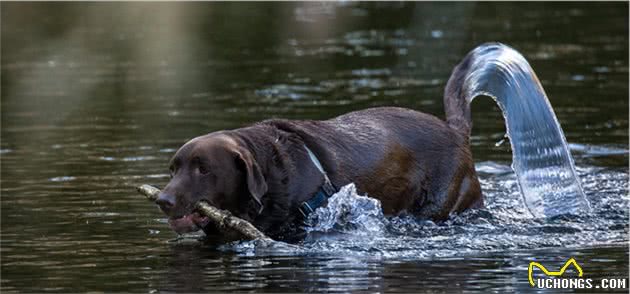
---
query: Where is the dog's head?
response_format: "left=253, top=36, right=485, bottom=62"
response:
left=156, top=133, right=267, bottom=234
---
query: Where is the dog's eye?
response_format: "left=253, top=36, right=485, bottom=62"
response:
left=191, top=156, right=209, bottom=175
left=198, top=165, right=209, bottom=175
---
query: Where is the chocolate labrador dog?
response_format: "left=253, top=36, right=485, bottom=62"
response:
left=156, top=55, right=483, bottom=240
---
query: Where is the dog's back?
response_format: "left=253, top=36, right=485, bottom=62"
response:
left=264, top=106, right=483, bottom=220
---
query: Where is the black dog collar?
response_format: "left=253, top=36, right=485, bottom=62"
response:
left=298, top=145, right=337, bottom=218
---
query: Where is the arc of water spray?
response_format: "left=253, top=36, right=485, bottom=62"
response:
left=449, top=43, right=591, bottom=218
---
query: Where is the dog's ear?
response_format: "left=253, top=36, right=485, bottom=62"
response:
left=235, top=149, right=267, bottom=214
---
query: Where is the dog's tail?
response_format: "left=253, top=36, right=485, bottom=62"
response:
left=443, top=43, right=590, bottom=218
left=443, top=46, right=476, bottom=136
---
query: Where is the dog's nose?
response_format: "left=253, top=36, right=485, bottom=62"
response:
left=155, top=192, right=176, bottom=213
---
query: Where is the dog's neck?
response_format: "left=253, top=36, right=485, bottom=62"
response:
left=230, top=124, right=325, bottom=239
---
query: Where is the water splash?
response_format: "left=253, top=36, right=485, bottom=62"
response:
left=462, top=43, right=591, bottom=218
left=304, top=183, right=388, bottom=236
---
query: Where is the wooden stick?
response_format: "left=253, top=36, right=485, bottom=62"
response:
left=137, top=184, right=272, bottom=241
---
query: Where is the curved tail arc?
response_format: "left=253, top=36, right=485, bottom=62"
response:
left=444, top=43, right=591, bottom=217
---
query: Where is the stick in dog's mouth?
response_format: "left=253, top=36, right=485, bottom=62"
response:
left=136, top=184, right=272, bottom=241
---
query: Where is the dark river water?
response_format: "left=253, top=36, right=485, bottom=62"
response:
left=1, top=2, right=628, bottom=293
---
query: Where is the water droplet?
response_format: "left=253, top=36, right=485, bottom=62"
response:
left=495, top=134, right=509, bottom=147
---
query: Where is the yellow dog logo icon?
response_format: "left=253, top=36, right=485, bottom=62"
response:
left=528, top=258, right=584, bottom=287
